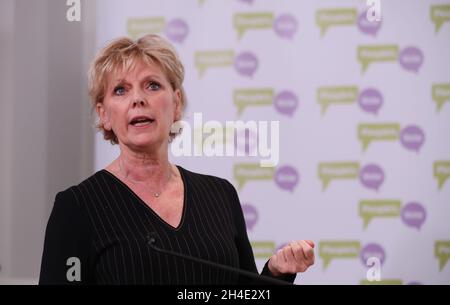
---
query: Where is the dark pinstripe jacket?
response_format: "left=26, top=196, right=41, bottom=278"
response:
left=39, top=166, right=295, bottom=285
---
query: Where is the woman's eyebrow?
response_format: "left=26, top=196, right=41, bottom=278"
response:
left=142, top=74, right=163, bottom=82
left=111, top=74, right=163, bottom=88
left=112, top=78, right=127, bottom=86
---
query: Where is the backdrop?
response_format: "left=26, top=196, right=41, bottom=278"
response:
left=93, top=0, right=450, bottom=284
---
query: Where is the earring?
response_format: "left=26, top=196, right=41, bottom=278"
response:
left=103, top=121, right=112, bottom=131
left=170, top=120, right=183, bottom=135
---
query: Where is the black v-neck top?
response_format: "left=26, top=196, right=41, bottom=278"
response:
left=39, top=166, right=296, bottom=285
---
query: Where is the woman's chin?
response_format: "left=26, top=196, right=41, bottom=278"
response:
left=128, top=135, right=164, bottom=151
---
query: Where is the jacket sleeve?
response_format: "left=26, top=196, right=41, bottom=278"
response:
left=39, top=190, right=93, bottom=285
left=224, top=180, right=296, bottom=284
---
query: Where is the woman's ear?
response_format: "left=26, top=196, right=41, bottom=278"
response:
left=173, top=89, right=182, bottom=121
left=96, top=103, right=112, bottom=131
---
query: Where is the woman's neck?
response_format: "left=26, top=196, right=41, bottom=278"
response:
left=114, top=144, right=173, bottom=187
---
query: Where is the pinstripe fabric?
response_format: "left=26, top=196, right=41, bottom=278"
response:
left=39, top=166, right=294, bottom=285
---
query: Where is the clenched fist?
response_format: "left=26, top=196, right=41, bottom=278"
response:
left=268, top=240, right=315, bottom=276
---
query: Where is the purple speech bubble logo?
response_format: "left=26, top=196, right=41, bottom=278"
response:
left=274, top=165, right=299, bottom=192
left=235, top=128, right=258, bottom=155
left=242, top=203, right=258, bottom=231
left=359, top=164, right=384, bottom=191
left=399, top=47, right=424, bottom=73
left=274, top=14, right=298, bottom=39
left=401, top=202, right=426, bottom=230
left=400, top=125, right=425, bottom=152
left=360, top=243, right=386, bottom=267
left=357, top=10, right=382, bottom=36
left=165, top=18, right=189, bottom=44
left=234, top=52, right=258, bottom=78
left=274, top=91, right=299, bottom=116
left=358, top=88, right=383, bottom=115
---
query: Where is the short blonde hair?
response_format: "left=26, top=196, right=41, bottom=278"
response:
left=88, top=34, right=186, bottom=144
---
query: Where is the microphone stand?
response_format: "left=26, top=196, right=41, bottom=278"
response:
left=147, top=233, right=292, bottom=285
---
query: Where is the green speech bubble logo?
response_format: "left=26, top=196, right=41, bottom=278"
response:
left=127, top=17, right=166, bottom=40
left=318, top=162, right=359, bottom=191
left=434, top=160, right=450, bottom=190
left=431, top=4, right=450, bottom=34
left=432, top=83, right=450, bottom=112
left=316, top=8, right=357, bottom=37
left=234, top=12, right=274, bottom=39
left=435, top=240, right=450, bottom=271
left=359, top=200, right=401, bottom=230
left=319, top=241, right=361, bottom=269
left=251, top=241, right=276, bottom=260
left=358, top=123, right=400, bottom=151
left=234, top=163, right=275, bottom=190
left=360, top=279, right=403, bottom=285
left=234, top=88, right=274, bottom=115
left=357, top=45, right=399, bottom=73
left=195, top=50, right=235, bottom=78
left=317, top=86, right=358, bottom=114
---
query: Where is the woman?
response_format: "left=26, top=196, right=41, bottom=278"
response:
left=39, top=34, right=315, bottom=285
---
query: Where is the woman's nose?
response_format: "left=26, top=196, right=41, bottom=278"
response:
left=132, top=91, right=148, bottom=107
left=132, top=99, right=146, bottom=107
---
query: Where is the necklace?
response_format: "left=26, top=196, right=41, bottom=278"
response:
left=118, top=157, right=172, bottom=198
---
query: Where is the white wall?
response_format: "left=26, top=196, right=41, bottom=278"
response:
left=0, top=0, right=96, bottom=284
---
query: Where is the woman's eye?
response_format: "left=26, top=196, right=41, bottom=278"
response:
left=147, top=82, right=161, bottom=91
left=114, top=86, right=126, bottom=96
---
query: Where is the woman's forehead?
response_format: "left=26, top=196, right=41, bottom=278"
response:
left=107, top=59, right=166, bottom=84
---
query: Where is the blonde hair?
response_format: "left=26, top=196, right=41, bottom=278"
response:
left=88, top=34, right=186, bottom=144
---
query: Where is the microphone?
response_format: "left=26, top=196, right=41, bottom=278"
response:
left=146, top=232, right=292, bottom=285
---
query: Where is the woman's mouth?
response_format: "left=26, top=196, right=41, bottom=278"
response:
left=129, top=116, right=155, bottom=128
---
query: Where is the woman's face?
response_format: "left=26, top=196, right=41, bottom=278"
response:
left=97, top=60, right=181, bottom=152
